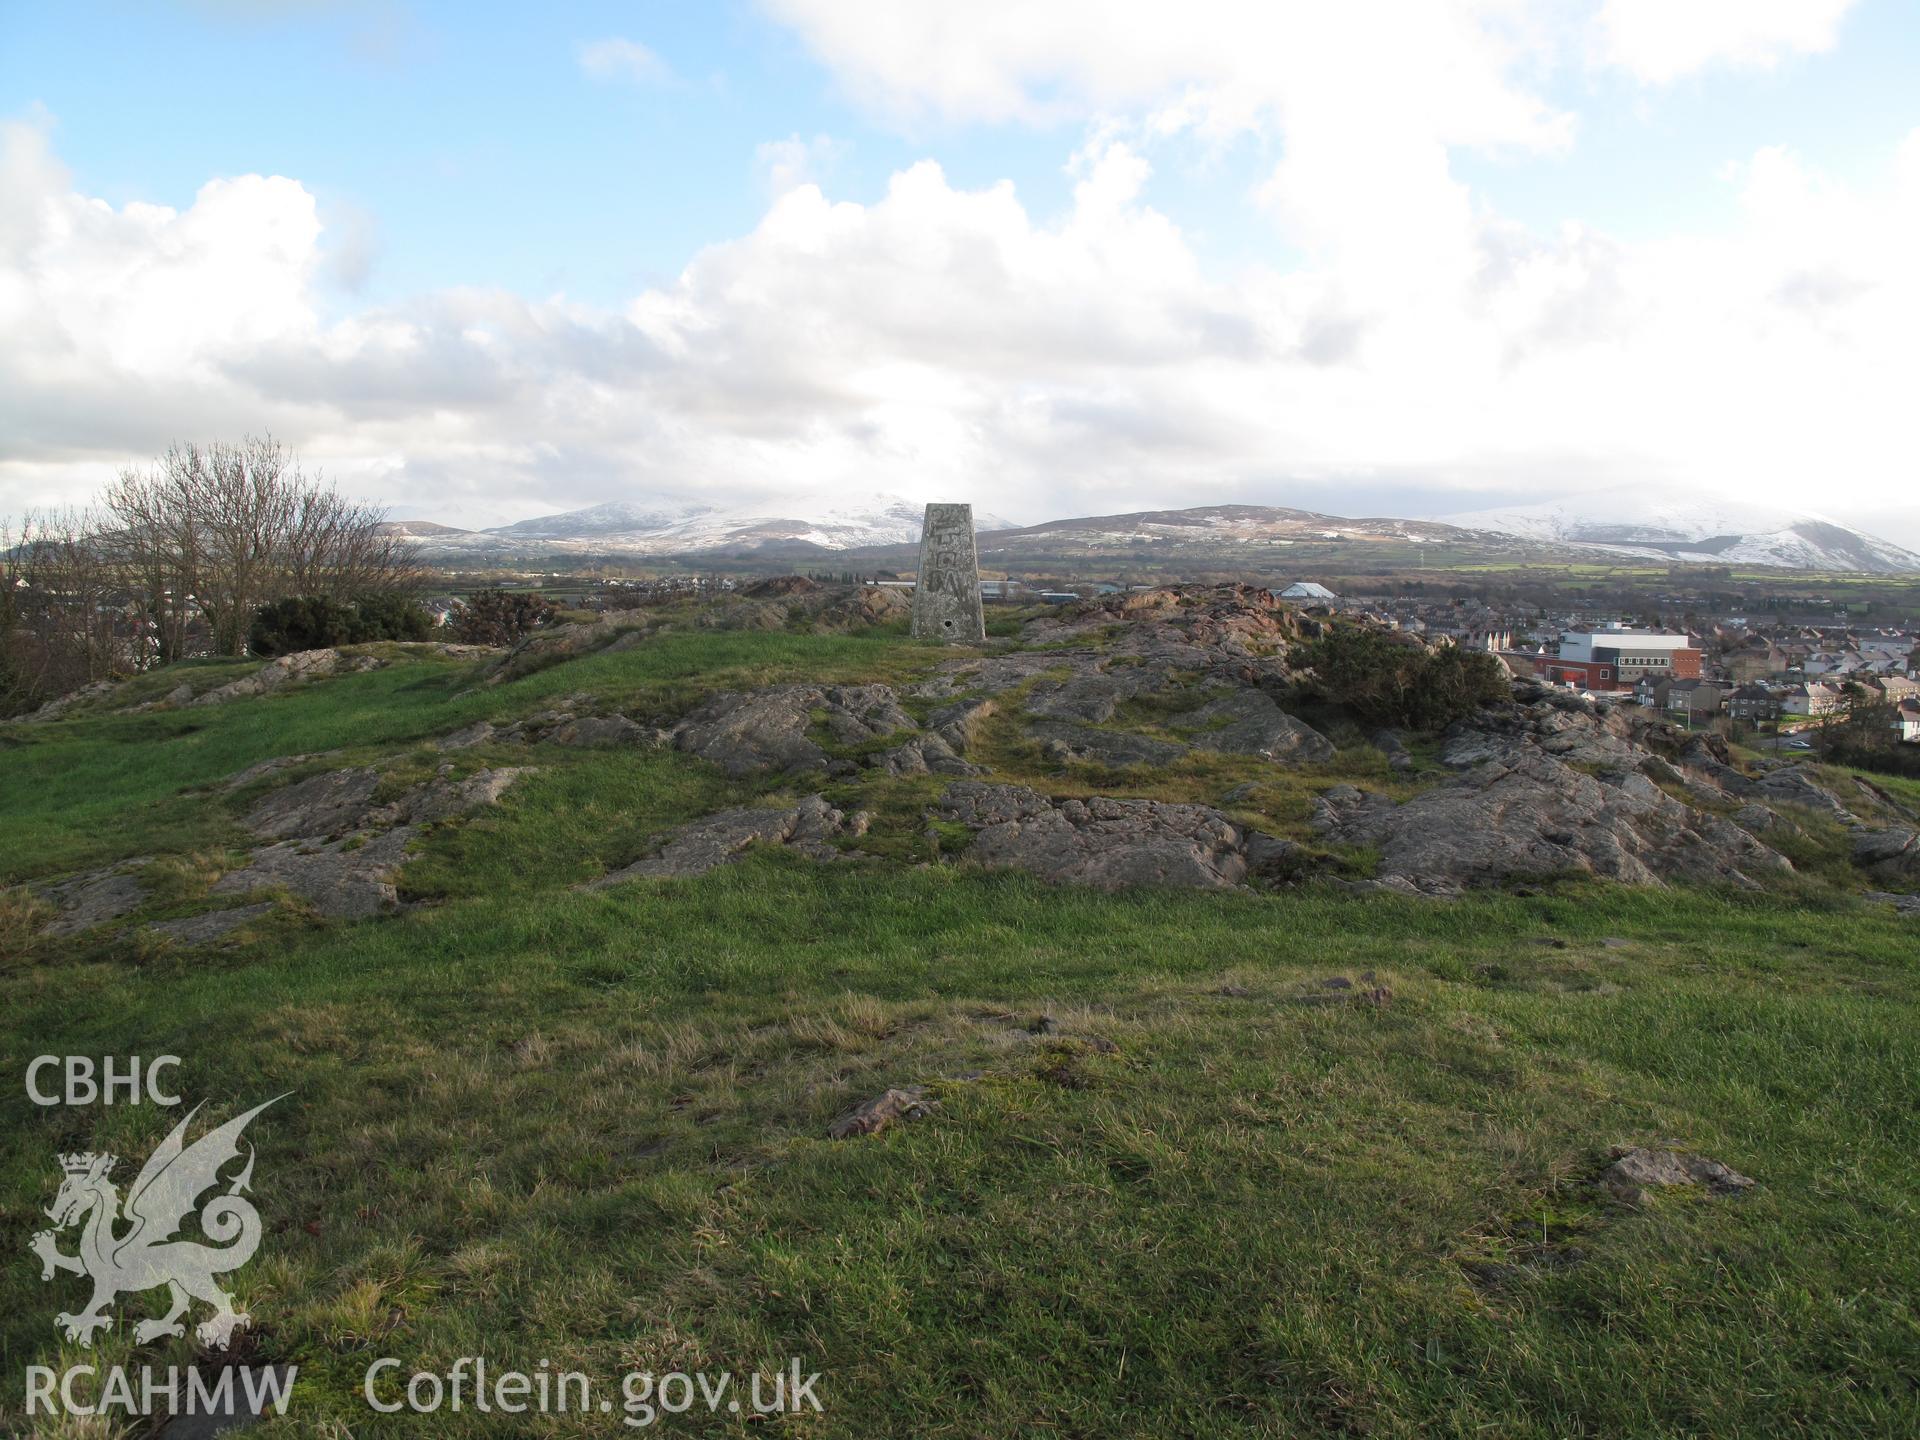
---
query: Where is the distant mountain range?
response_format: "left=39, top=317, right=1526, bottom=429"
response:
left=381, top=494, right=1015, bottom=560
left=1442, top=490, right=1920, bottom=573
left=380, top=490, right=1920, bottom=574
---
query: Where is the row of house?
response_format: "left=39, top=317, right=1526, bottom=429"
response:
left=1631, top=673, right=1920, bottom=740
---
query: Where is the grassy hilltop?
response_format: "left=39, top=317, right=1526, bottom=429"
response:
left=2, top=607, right=1917, bottom=1438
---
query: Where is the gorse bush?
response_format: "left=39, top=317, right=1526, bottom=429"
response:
left=248, top=593, right=435, bottom=656
left=1288, top=626, right=1510, bottom=731
left=447, top=589, right=558, bottom=647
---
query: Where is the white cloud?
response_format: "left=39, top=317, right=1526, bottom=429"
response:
left=1594, top=0, right=1858, bottom=84
left=577, top=37, right=672, bottom=86
left=754, top=133, right=842, bottom=198
left=4, top=14, right=1918, bottom=549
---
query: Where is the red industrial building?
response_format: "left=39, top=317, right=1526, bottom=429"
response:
left=1532, top=629, right=1701, bottom=692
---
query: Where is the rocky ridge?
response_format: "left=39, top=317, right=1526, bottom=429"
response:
left=21, top=584, right=1918, bottom=941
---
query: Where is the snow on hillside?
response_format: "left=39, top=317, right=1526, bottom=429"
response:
left=401, top=493, right=1016, bottom=556
left=1443, top=489, right=1920, bottom=573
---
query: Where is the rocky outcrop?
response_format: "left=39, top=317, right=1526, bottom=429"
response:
left=1314, top=747, right=1792, bottom=896
left=16, top=678, right=120, bottom=722
left=242, top=768, right=383, bottom=840
left=1747, top=766, right=1859, bottom=824
left=481, top=616, right=650, bottom=686
left=547, top=714, right=658, bottom=748
left=190, top=649, right=382, bottom=707
left=872, top=733, right=981, bottom=777
left=670, top=684, right=917, bottom=777
left=1183, top=691, right=1334, bottom=764
left=593, top=796, right=869, bottom=883
left=33, top=860, right=152, bottom=937
left=1599, top=1146, right=1755, bottom=1205
left=212, top=765, right=529, bottom=919
left=938, top=782, right=1285, bottom=889
left=1024, top=669, right=1165, bottom=724
left=1028, top=720, right=1187, bottom=769
left=148, top=903, right=275, bottom=945
left=211, top=827, right=417, bottom=919
left=1853, top=827, right=1919, bottom=884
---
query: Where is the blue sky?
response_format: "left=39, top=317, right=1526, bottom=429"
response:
left=10, top=1, right=1914, bottom=302
left=2, top=1, right=1916, bottom=539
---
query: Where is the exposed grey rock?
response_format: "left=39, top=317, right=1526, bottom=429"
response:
left=938, top=781, right=1267, bottom=889
left=434, top=720, right=497, bottom=751
left=872, top=733, right=981, bottom=777
left=671, top=684, right=916, bottom=777
left=547, top=714, right=654, bottom=748
left=34, top=860, right=152, bottom=937
left=376, top=767, right=528, bottom=826
left=215, top=766, right=526, bottom=919
left=190, top=649, right=365, bottom=707
left=162, top=683, right=195, bottom=706
left=241, top=768, right=383, bottom=840
left=1027, top=719, right=1187, bottom=768
left=928, top=696, right=996, bottom=751
left=913, top=652, right=1091, bottom=702
left=1599, top=1146, right=1755, bottom=1205
left=1373, top=729, right=1414, bottom=771
left=147, top=904, right=275, bottom=945
left=1853, top=827, right=1919, bottom=882
left=1024, top=670, right=1161, bottom=724
left=594, top=795, right=871, bottom=884
left=1183, top=691, right=1335, bottom=764
left=1315, top=748, right=1792, bottom=895
left=828, top=1086, right=935, bottom=1139
left=1863, top=891, right=1920, bottom=916
left=1731, top=803, right=1800, bottom=839
left=1243, top=833, right=1311, bottom=880
left=18, top=678, right=119, bottom=722
left=211, top=827, right=416, bottom=918
left=220, top=754, right=325, bottom=791
left=481, top=616, right=646, bottom=686
left=1751, top=766, right=1857, bottom=824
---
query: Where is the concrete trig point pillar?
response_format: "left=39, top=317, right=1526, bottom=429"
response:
left=910, top=502, right=986, bottom=643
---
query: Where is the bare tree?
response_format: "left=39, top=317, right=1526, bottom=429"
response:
left=0, top=510, right=127, bottom=710
left=102, top=456, right=202, bottom=664
left=102, top=435, right=419, bottom=658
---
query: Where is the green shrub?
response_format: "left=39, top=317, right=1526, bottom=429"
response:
left=1288, top=626, right=1509, bottom=731
left=248, top=596, right=357, bottom=656
left=347, top=591, right=434, bottom=644
left=248, top=593, right=436, bottom=656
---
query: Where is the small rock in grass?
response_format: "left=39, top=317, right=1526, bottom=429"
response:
left=1030, top=1014, right=1059, bottom=1034
left=828, top=1087, right=935, bottom=1140
left=1599, top=1145, right=1755, bottom=1205
left=1320, top=977, right=1353, bottom=990
left=146, top=904, right=274, bottom=946
left=1216, top=984, right=1252, bottom=998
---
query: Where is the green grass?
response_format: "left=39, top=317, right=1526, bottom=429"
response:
left=2, top=640, right=1917, bottom=1437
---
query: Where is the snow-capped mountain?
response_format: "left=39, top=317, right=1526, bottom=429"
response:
left=1442, top=490, right=1920, bottom=573
left=390, top=493, right=1015, bottom=559
left=381, top=489, right=1917, bottom=573
left=489, top=500, right=719, bottom=539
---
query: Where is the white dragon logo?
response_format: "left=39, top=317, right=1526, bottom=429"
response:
left=29, top=1096, right=284, bottom=1348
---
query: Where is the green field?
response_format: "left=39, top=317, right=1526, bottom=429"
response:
left=3, top=635, right=1917, bottom=1437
